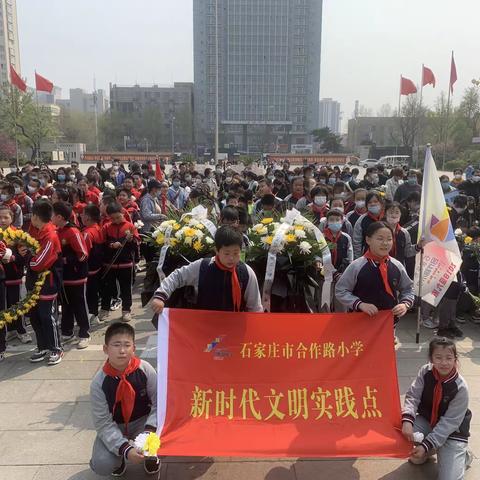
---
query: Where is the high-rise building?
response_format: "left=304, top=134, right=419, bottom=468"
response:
left=194, top=0, right=322, bottom=152
left=0, top=0, right=21, bottom=85
left=57, top=88, right=109, bottom=115
left=319, top=98, right=341, bottom=134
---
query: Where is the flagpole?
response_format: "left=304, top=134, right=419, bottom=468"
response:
left=398, top=75, right=402, bottom=116
left=442, top=52, right=453, bottom=171
left=93, top=76, right=99, bottom=153
left=416, top=248, right=424, bottom=344
left=416, top=65, right=425, bottom=169
left=34, top=70, right=41, bottom=165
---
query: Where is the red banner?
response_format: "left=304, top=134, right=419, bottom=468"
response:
left=156, top=309, right=410, bottom=458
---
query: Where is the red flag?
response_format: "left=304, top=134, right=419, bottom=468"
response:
left=450, top=53, right=457, bottom=94
left=400, top=76, right=417, bottom=95
left=35, top=72, right=54, bottom=93
left=155, top=157, right=164, bottom=181
left=9, top=65, right=26, bottom=92
left=422, top=65, right=436, bottom=87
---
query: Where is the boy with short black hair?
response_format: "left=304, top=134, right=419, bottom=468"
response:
left=152, top=226, right=262, bottom=313
left=21, top=200, right=64, bottom=365
left=52, top=201, right=90, bottom=349
left=90, top=322, right=159, bottom=476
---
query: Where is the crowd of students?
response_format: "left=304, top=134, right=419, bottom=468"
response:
left=0, top=157, right=473, bottom=477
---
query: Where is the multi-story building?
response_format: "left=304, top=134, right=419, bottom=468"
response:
left=319, top=98, right=341, bottom=134
left=0, top=0, right=20, bottom=85
left=109, top=82, right=195, bottom=149
left=57, top=89, right=108, bottom=114
left=193, top=0, right=322, bottom=152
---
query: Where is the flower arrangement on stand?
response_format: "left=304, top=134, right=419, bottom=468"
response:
left=0, top=228, right=49, bottom=329
left=247, top=210, right=333, bottom=313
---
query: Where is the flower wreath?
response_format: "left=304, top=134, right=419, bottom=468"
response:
left=0, top=228, right=49, bottom=329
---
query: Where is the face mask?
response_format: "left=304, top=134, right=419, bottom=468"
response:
left=173, top=181, right=180, bottom=188
left=386, top=214, right=401, bottom=224
left=355, top=200, right=366, bottom=209
left=28, top=185, right=37, bottom=193
left=328, top=178, right=336, bottom=185
left=454, top=174, right=462, bottom=180
left=314, top=196, right=327, bottom=206
left=31, top=176, right=38, bottom=181
left=14, top=187, right=21, bottom=195
left=0, top=194, right=8, bottom=201
left=69, top=175, right=76, bottom=181
left=368, top=205, right=381, bottom=215
left=225, top=177, right=233, bottom=183
left=472, top=176, right=480, bottom=182
left=58, top=174, right=65, bottom=181
left=407, top=177, right=417, bottom=185
left=454, top=206, right=466, bottom=213
left=327, top=222, right=342, bottom=233
left=441, top=182, right=450, bottom=191
left=113, top=165, right=119, bottom=171
left=319, top=178, right=326, bottom=185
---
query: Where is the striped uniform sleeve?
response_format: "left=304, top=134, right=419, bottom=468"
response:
left=391, top=258, right=415, bottom=309
left=69, top=229, right=89, bottom=261
left=30, top=240, right=56, bottom=271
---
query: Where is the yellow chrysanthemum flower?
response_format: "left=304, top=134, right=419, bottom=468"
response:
left=183, top=227, right=196, bottom=237
left=193, top=240, right=203, bottom=252
left=464, top=236, right=473, bottom=245
left=264, top=236, right=273, bottom=245
left=261, top=218, right=274, bottom=225
left=285, top=234, right=297, bottom=243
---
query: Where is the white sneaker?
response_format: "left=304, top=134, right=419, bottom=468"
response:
left=18, top=333, right=33, bottom=344
left=422, top=317, right=439, bottom=329
left=89, top=314, right=101, bottom=325
left=111, top=299, right=122, bottom=311
left=98, top=310, right=110, bottom=322
left=77, top=337, right=90, bottom=350
left=121, top=311, right=132, bottom=322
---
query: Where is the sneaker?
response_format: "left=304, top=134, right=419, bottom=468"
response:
left=77, top=337, right=90, bottom=350
left=47, top=350, right=64, bottom=366
left=422, top=317, right=439, bottom=329
left=450, top=326, right=464, bottom=338
left=18, top=332, right=33, bottom=344
left=89, top=314, right=101, bottom=325
left=29, top=349, right=49, bottom=363
left=121, top=311, right=132, bottom=323
left=471, top=311, right=480, bottom=324
left=144, top=457, right=161, bottom=475
left=111, top=298, right=122, bottom=311
left=112, top=457, right=126, bottom=477
left=98, top=309, right=110, bottom=322
left=436, top=328, right=455, bottom=339
left=456, top=315, right=466, bottom=324
left=0, top=351, right=5, bottom=362
left=61, top=334, right=76, bottom=343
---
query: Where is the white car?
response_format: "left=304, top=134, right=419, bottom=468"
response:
left=359, top=158, right=380, bottom=168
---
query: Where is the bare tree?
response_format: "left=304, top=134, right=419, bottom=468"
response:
left=397, top=95, right=428, bottom=147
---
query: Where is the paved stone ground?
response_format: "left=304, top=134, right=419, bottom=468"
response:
left=0, top=276, right=479, bottom=480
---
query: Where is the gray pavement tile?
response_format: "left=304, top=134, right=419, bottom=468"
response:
left=0, top=358, right=103, bottom=382
left=0, top=402, right=76, bottom=431
left=0, top=380, right=43, bottom=403
left=166, top=461, right=294, bottom=480
left=31, top=465, right=102, bottom=480
left=0, top=430, right=95, bottom=465
left=30, top=380, right=91, bottom=403
left=0, top=466, right=39, bottom=480
left=67, top=402, right=95, bottom=431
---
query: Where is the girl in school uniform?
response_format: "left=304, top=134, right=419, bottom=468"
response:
left=335, top=221, right=414, bottom=322
left=402, top=337, right=472, bottom=480
left=352, top=191, right=385, bottom=258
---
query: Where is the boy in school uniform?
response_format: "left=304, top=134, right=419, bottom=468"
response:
left=152, top=226, right=262, bottom=314
left=89, top=322, right=160, bottom=477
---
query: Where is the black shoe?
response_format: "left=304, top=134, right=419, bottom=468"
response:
left=450, top=327, right=464, bottom=338
left=29, top=349, right=49, bottom=363
left=112, top=457, right=126, bottom=477
left=436, top=328, right=455, bottom=339
left=144, top=456, right=161, bottom=475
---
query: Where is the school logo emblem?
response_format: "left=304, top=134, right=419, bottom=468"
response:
left=204, top=335, right=231, bottom=360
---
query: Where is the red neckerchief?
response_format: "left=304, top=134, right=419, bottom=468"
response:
left=103, top=356, right=141, bottom=431
left=324, top=227, right=341, bottom=266
left=367, top=210, right=384, bottom=222
left=431, top=366, right=457, bottom=427
left=311, top=204, right=329, bottom=218
left=389, top=223, right=402, bottom=258
left=363, top=250, right=394, bottom=298
left=215, top=256, right=241, bottom=311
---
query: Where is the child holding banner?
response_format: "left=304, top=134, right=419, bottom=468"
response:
left=402, top=337, right=472, bottom=479
left=90, top=322, right=160, bottom=476
left=335, top=221, right=414, bottom=322
left=151, top=226, right=262, bottom=313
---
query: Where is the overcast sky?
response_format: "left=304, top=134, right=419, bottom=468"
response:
left=18, top=0, right=480, bottom=132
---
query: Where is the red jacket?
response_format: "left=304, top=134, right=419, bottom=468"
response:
left=83, top=223, right=104, bottom=274
left=102, top=220, right=140, bottom=268
left=85, top=190, right=100, bottom=205
left=57, top=223, right=89, bottom=284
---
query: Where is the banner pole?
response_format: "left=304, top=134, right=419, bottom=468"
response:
left=416, top=248, right=424, bottom=344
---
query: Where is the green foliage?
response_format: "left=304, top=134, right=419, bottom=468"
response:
left=311, top=127, right=342, bottom=153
